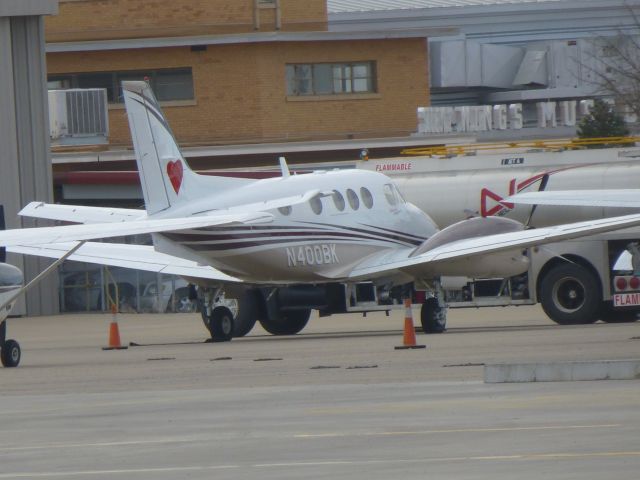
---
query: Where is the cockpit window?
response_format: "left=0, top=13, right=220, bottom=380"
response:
left=392, top=184, right=406, bottom=203
left=383, top=184, right=397, bottom=206
left=346, top=189, right=359, bottom=210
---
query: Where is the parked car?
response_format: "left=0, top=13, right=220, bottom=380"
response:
left=139, top=279, right=196, bottom=313
left=61, top=267, right=195, bottom=313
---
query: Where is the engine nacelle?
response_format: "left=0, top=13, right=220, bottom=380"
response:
left=409, top=216, right=530, bottom=279
left=412, top=216, right=525, bottom=257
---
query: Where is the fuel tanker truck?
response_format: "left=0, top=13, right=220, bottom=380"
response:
left=358, top=145, right=640, bottom=327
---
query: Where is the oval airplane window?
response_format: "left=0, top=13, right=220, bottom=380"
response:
left=310, top=197, right=323, bottom=215
left=346, top=189, right=360, bottom=210
left=332, top=191, right=346, bottom=211
left=278, top=205, right=292, bottom=216
left=360, top=187, right=373, bottom=209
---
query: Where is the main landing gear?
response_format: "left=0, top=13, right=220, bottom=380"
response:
left=0, top=320, right=20, bottom=368
left=420, top=281, right=447, bottom=334
left=200, top=288, right=235, bottom=342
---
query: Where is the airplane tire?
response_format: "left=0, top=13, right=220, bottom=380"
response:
left=540, top=263, right=601, bottom=325
left=232, top=290, right=258, bottom=338
left=206, top=307, right=234, bottom=342
left=259, top=309, right=311, bottom=335
left=421, top=298, right=446, bottom=334
left=1, top=339, right=21, bottom=368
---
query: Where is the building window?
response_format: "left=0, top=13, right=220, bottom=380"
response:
left=47, top=68, right=194, bottom=104
left=286, top=62, right=376, bottom=96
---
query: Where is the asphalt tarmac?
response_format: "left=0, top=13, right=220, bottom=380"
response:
left=1, top=306, right=639, bottom=479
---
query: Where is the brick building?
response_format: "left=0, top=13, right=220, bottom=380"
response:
left=46, top=0, right=450, bottom=153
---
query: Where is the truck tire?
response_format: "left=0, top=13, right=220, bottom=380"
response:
left=600, top=302, right=639, bottom=323
left=540, top=263, right=601, bottom=325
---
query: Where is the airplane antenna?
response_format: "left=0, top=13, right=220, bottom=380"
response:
left=279, top=157, right=290, bottom=178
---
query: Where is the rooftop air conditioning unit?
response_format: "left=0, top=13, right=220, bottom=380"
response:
left=49, top=88, right=109, bottom=146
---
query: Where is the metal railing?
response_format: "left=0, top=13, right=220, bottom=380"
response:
left=401, top=136, right=640, bottom=157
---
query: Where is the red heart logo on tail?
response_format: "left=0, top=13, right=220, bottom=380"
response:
left=166, top=160, right=183, bottom=194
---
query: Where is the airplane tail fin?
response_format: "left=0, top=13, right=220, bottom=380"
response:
left=122, top=81, right=246, bottom=215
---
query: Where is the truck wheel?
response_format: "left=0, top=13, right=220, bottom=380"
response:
left=600, top=303, right=639, bottom=323
left=259, top=309, right=311, bottom=335
left=204, top=307, right=234, bottom=342
left=1, top=339, right=21, bottom=368
left=540, top=263, right=601, bottom=325
left=421, top=297, right=446, bottom=333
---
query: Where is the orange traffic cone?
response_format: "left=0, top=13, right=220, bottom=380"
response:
left=395, top=298, right=426, bottom=350
left=102, top=304, right=128, bottom=350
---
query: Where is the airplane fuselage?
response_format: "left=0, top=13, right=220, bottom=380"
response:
left=154, top=169, right=440, bottom=283
left=0, top=263, right=23, bottom=322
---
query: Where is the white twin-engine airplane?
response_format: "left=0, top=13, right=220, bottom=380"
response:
left=3, top=80, right=640, bottom=342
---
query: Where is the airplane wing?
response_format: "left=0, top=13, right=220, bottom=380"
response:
left=506, top=190, right=640, bottom=208
left=19, top=191, right=321, bottom=225
left=19, top=202, right=145, bottom=224
left=347, top=213, right=640, bottom=279
left=7, top=242, right=240, bottom=282
left=0, top=212, right=273, bottom=247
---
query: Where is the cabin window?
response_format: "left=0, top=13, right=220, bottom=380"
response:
left=310, top=197, right=323, bottom=215
left=360, top=187, right=373, bottom=209
left=346, top=189, right=360, bottom=210
left=332, top=191, right=346, bottom=211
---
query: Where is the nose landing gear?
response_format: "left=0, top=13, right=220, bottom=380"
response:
left=0, top=321, right=20, bottom=368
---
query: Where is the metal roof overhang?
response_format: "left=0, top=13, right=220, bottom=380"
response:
left=46, top=27, right=458, bottom=53
left=0, top=0, right=58, bottom=17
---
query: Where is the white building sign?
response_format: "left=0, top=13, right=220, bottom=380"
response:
left=417, top=100, right=596, bottom=134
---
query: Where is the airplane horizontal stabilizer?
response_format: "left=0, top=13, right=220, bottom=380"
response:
left=19, top=202, right=146, bottom=224
left=8, top=242, right=239, bottom=282
left=0, top=212, right=273, bottom=247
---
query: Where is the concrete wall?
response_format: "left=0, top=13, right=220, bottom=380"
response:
left=0, top=6, right=59, bottom=315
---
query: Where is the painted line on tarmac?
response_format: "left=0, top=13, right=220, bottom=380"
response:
left=0, top=465, right=239, bottom=478
left=2, top=451, right=640, bottom=478
left=294, top=423, right=621, bottom=438
left=0, top=437, right=202, bottom=453
left=0, top=424, right=620, bottom=453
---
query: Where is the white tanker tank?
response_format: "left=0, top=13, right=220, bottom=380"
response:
left=360, top=147, right=640, bottom=228
left=359, top=146, right=640, bottom=327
